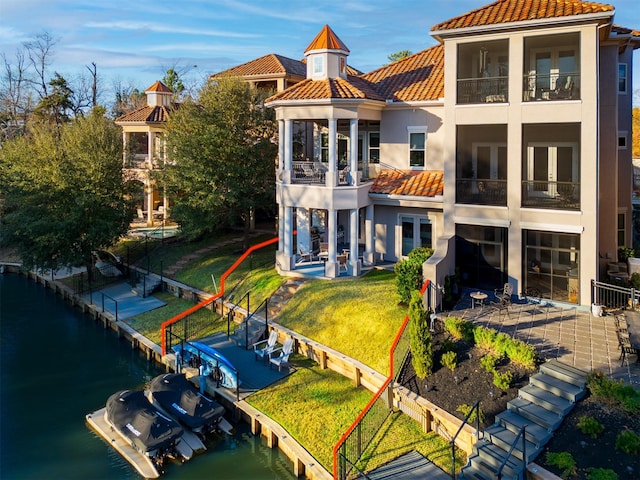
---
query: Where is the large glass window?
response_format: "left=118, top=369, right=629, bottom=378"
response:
left=523, top=230, right=579, bottom=303
left=368, top=132, right=380, bottom=163
left=408, top=129, right=426, bottom=168
left=455, top=225, right=507, bottom=289
left=401, top=216, right=432, bottom=257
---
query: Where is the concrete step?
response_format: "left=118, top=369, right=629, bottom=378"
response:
left=539, top=359, right=588, bottom=388
left=460, top=463, right=494, bottom=480
left=495, top=410, right=552, bottom=448
left=518, top=384, right=573, bottom=416
left=507, top=398, right=563, bottom=431
left=484, top=425, right=540, bottom=463
left=473, top=442, right=524, bottom=479
left=529, top=372, right=585, bottom=403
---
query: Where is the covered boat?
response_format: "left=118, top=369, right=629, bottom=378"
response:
left=105, top=389, right=184, bottom=461
left=147, top=373, right=226, bottom=434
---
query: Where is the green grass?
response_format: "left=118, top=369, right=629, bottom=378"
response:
left=125, top=292, right=227, bottom=344
left=246, top=359, right=374, bottom=471
left=275, top=269, right=406, bottom=374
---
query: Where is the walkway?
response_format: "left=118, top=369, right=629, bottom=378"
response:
left=450, top=292, right=640, bottom=387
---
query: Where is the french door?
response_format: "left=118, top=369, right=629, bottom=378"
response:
left=526, top=143, right=578, bottom=197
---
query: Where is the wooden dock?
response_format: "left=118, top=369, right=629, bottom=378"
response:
left=85, top=408, right=160, bottom=479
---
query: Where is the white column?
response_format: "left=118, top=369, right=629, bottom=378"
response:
left=296, top=208, right=311, bottom=257
left=278, top=203, right=285, bottom=253
left=148, top=132, right=155, bottom=168
left=328, top=118, right=338, bottom=186
left=146, top=183, right=153, bottom=227
left=278, top=120, right=285, bottom=175
left=350, top=119, right=358, bottom=186
left=364, top=204, right=375, bottom=265
left=349, top=208, right=361, bottom=275
left=283, top=119, right=293, bottom=184
left=325, top=209, right=339, bottom=278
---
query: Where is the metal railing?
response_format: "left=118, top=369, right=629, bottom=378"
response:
left=591, top=279, right=640, bottom=310
left=456, top=178, right=507, bottom=206
left=457, top=76, right=508, bottom=104
left=521, top=180, right=580, bottom=210
left=523, top=72, right=580, bottom=102
left=291, top=161, right=327, bottom=185
left=450, top=400, right=481, bottom=480
left=497, top=424, right=527, bottom=480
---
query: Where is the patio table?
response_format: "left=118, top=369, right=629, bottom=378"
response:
left=470, top=291, right=488, bottom=310
left=623, top=311, right=640, bottom=351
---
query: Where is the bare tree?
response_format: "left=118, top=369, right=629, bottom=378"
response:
left=86, top=62, right=98, bottom=107
left=24, top=31, right=57, bottom=99
left=0, top=49, right=34, bottom=139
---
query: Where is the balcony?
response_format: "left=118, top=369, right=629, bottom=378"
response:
left=456, top=178, right=507, bottom=206
left=457, top=77, right=508, bottom=104
left=523, top=72, right=580, bottom=102
left=521, top=180, right=580, bottom=210
left=291, top=161, right=351, bottom=186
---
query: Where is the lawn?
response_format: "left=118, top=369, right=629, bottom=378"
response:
left=274, top=269, right=407, bottom=374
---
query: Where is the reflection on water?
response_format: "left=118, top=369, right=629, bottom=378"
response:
left=0, top=274, right=296, bottom=480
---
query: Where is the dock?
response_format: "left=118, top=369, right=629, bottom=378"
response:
left=86, top=408, right=160, bottom=479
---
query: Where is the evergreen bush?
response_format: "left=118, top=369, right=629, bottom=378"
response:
left=408, top=290, right=433, bottom=379
left=441, top=351, right=457, bottom=372
left=394, top=247, right=433, bottom=304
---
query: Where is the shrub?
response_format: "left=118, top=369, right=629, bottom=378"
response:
left=505, top=338, right=538, bottom=369
left=444, top=317, right=474, bottom=342
left=587, top=468, right=618, bottom=480
left=456, top=403, right=485, bottom=425
left=587, top=371, right=640, bottom=415
left=441, top=338, right=456, bottom=353
left=473, top=326, right=497, bottom=351
left=577, top=416, right=604, bottom=439
left=394, top=247, right=433, bottom=304
left=441, top=351, right=457, bottom=372
left=615, top=429, right=640, bottom=455
left=493, top=332, right=511, bottom=358
left=545, top=451, right=577, bottom=479
left=480, top=354, right=500, bottom=373
left=408, top=290, right=433, bottom=379
left=493, top=370, right=513, bottom=391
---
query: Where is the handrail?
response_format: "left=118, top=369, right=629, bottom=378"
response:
left=160, top=236, right=278, bottom=355
left=244, top=296, right=271, bottom=349
left=497, top=424, right=527, bottom=480
left=450, top=399, right=480, bottom=480
left=226, top=291, right=250, bottom=338
left=333, top=279, right=431, bottom=479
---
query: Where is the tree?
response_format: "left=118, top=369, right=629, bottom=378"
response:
left=111, top=81, right=147, bottom=118
left=159, top=76, right=277, bottom=246
left=408, top=290, right=434, bottom=379
left=387, top=50, right=413, bottom=64
left=162, top=68, right=185, bottom=100
left=0, top=108, right=133, bottom=274
left=32, top=72, right=73, bottom=124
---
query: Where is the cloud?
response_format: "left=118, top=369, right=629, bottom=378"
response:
left=84, top=21, right=261, bottom=39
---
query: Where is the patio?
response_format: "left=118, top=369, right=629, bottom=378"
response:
left=448, top=289, right=640, bottom=387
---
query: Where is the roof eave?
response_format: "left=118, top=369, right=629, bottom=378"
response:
left=385, top=99, right=445, bottom=108
left=430, top=11, right=614, bottom=40
left=266, top=98, right=385, bottom=108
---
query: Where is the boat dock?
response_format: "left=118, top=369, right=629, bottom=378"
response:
left=86, top=408, right=160, bottom=479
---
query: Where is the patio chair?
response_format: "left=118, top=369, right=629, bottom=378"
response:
left=296, top=246, right=314, bottom=264
left=337, top=254, right=348, bottom=273
left=490, top=283, right=513, bottom=315
left=616, top=329, right=639, bottom=366
left=269, top=337, right=294, bottom=371
left=253, top=330, right=278, bottom=362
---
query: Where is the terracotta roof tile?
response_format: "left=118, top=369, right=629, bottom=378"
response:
left=266, top=75, right=385, bottom=102
left=145, top=81, right=172, bottom=93
left=213, top=53, right=306, bottom=78
left=362, top=45, right=444, bottom=102
left=431, top=0, right=614, bottom=31
left=370, top=170, right=444, bottom=197
left=115, top=105, right=176, bottom=123
left=305, top=25, right=350, bottom=53
left=612, top=24, right=640, bottom=37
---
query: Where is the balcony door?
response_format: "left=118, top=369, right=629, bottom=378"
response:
left=473, top=143, right=506, bottom=180
left=528, top=48, right=576, bottom=98
left=526, top=143, right=577, bottom=197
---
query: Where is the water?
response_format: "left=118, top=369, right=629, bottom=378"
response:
left=0, top=274, right=297, bottom=480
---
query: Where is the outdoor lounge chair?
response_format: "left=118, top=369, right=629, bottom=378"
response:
left=269, top=337, right=294, bottom=371
left=296, top=247, right=314, bottom=264
left=253, top=330, right=278, bottom=362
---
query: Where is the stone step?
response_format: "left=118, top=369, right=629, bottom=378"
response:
left=539, top=359, right=587, bottom=388
left=529, top=372, right=585, bottom=403
left=495, top=410, right=552, bottom=448
left=518, top=384, right=573, bottom=416
left=460, top=463, right=494, bottom=480
left=484, top=425, right=540, bottom=463
left=507, top=398, right=563, bottom=431
left=473, top=442, right=523, bottom=479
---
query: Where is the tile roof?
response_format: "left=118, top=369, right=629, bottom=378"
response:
left=431, top=0, right=614, bottom=32
left=362, top=45, right=444, bottom=102
left=611, top=24, right=640, bottom=37
left=213, top=53, right=306, bottom=78
left=266, top=75, right=385, bottom=102
left=370, top=170, right=444, bottom=197
left=145, top=81, right=173, bottom=93
left=305, top=25, right=350, bottom=53
left=115, top=105, right=176, bottom=123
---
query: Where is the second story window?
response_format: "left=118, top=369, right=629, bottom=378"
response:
left=368, top=132, right=380, bottom=163
left=619, top=64, right=628, bottom=94
left=408, top=128, right=426, bottom=168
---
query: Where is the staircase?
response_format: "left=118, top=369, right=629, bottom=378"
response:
left=460, top=359, right=588, bottom=480
left=131, top=273, right=161, bottom=297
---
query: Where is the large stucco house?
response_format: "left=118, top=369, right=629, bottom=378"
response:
left=266, top=0, right=639, bottom=307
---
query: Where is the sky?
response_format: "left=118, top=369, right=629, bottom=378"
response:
left=1, top=0, right=639, bottom=101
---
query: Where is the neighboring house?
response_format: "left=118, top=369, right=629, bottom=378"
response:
left=115, top=81, right=176, bottom=226
left=266, top=2, right=640, bottom=307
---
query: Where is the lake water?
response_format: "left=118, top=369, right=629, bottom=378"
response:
left=0, top=274, right=297, bottom=480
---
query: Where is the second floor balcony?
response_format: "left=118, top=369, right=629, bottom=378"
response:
left=457, top=77, right=508, bottom=104
left=456, top=178, right=507, bottom=206
left=291, top=161, right=354, bottom=186
left=523, top=72, right=580, bottom=102
left=521, top=180, right=580, bottom=210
